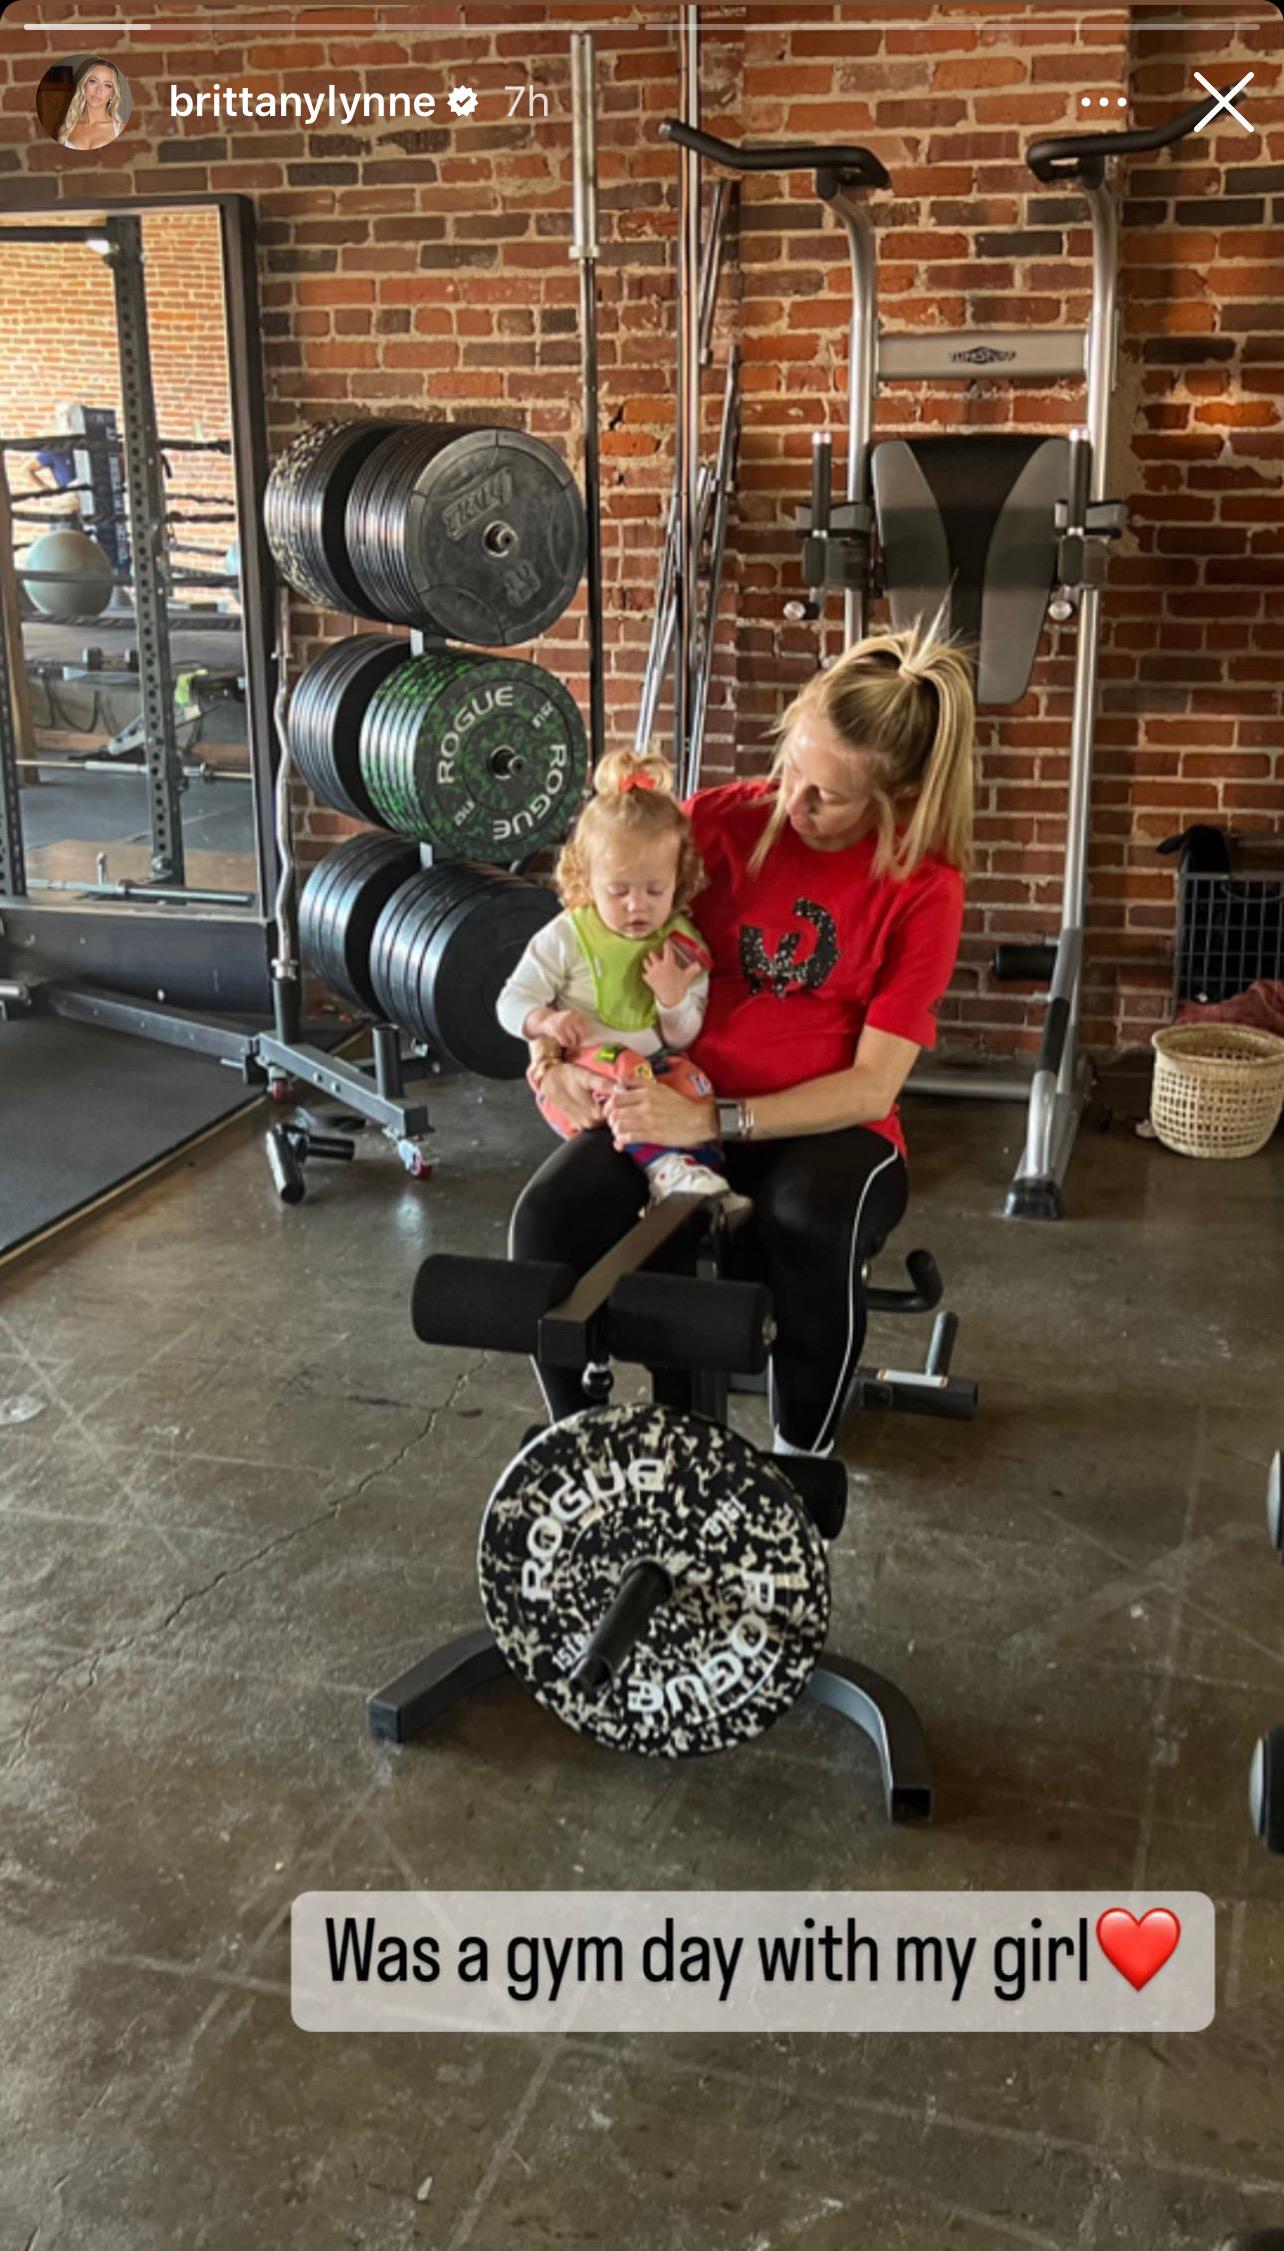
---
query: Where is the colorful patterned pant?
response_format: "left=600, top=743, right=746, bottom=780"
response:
left=535, top=1043, right=721, bottom=1171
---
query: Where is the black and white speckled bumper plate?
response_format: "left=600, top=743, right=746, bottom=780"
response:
left=478, top=1403, right=830, bottom=1758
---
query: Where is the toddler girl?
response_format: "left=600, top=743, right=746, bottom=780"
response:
left=496, top=749, right=739, bottom=1204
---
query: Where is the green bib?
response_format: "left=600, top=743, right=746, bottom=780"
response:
left=569, top=905, right=704, bottom=1034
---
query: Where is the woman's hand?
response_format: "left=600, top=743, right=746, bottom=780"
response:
left=642, top=940, right=703, bottom=1011
left=606, top=1079, right=717, bottom=1152
left=542, top=1060, right=608, bottom=1133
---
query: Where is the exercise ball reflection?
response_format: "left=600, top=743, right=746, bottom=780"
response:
left=20, top=528, right=115, bottom=619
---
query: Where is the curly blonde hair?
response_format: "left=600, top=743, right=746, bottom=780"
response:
left=554, top=748, right=705, bottom=912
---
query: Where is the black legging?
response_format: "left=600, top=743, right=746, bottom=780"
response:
left=509, top=1125, right=908, bottom=1452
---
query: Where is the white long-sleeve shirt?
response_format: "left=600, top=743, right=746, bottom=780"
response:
left=496, top=909, right=709, bottom=1056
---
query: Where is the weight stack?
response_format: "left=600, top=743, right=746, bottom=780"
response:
left=344, top=422, right=587, bottom=645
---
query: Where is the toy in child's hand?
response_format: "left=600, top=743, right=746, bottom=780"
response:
left=643, top=936, right=708, bottom=1009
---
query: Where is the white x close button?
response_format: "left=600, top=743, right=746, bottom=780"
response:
left=1194, top=70, right=1254, bottom=132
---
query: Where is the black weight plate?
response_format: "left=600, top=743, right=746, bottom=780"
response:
left=344, top=426, right=441, bottom=624
left=359, top=650, right=463, bottom=836
left=360, top=649, right=586, bottom=859
left=478, top=1403, right=830, bottom=1758
left=418, top=874, right=558, bottom=1077
left=345, top=422, right=586, bottom=643
left=358, top=652, right=446, bottom=837
left=298, top=831, right=421, bottom=1012
left=264, top=420, right=415, bottom=616
left=367, top=862, right=510, bottom=1042
left=386, top=866, right=532, bottom=1064
left=288, top=635, right=409, bottom=825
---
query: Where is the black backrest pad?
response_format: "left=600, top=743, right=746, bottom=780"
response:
left=870, top=435, right=1069, bottom=707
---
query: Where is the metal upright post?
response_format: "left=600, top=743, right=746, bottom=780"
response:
left=270, top=583, right=302, bottom=1045
left=570, top=32, right=605, bottom=775
left=833, top=195, right=879, bottom=652
left=106, top=215, right=184, bottom=886
left=0, top=458, right=29, bottom=899
left=1005, top=174, right=1118, bottom=1218
left=674, top=3, right=702, bottom=791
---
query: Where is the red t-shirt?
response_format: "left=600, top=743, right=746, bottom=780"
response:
left=684, top=781, right=965, bottom=1155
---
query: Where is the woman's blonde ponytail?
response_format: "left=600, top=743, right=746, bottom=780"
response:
left=749, top=616, right=976, bottom=878
left=889, top=635, right=975, bottom=877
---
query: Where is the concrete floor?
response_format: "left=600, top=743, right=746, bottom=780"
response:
left=1, top=1075, right=1282, bottom=2251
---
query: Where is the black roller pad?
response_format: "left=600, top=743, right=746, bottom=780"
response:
left=411, top=1253, right=576, bottom=1354
left=606, top=1271, right=774, bottom=1376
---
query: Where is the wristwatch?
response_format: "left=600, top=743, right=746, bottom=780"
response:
left=716, top=1097, right=755, bottom=1142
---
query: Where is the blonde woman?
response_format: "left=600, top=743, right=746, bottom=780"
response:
left=58, top=59, right=123, bottom=150
left=511, top=621, right=975, bottom=1458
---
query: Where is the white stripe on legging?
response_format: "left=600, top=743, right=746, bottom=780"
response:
left=792, top=1141, right=902, bottom=1456
left=507, top=1174, right=558, bottom=1423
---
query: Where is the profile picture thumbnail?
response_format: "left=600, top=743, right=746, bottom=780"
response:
left=36, top=57, right=132, bottom=152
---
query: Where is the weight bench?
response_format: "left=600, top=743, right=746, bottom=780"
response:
left=368, top=1194, right=975, bottom=1822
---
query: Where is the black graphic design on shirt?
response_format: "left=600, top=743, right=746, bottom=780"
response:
left=740, top=898, right=840, bottom=999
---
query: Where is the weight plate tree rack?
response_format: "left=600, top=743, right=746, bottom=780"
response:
left=260, top=396, right=590, bottom=1185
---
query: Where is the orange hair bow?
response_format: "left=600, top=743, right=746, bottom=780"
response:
left=618, top=772, right=658, bottom=794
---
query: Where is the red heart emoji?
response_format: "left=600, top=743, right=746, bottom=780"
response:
left=1096, top=1907, right=1182, bottom=1991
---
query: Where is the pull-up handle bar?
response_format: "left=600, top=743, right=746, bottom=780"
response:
left=659, top=118, right=890, bottom=193
left=1027, top=83, right=1246, bottom=185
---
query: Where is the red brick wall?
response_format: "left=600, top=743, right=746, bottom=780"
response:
left=0, top=2, right=1279, bottom=1054
left=0, top=208, right=236, bottom=579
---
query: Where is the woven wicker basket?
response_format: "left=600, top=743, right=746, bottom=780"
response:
left=1150, top=1024, right=1284, bottom=1160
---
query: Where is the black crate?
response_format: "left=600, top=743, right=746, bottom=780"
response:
left=1174, top=840, right=1284, bottom=1006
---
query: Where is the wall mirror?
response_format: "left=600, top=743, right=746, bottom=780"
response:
left=0, top=194, right=275, bottom=1012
